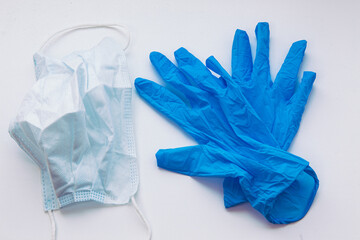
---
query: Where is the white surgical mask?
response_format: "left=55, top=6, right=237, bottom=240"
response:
left=9, top=24, right=151, bottom=240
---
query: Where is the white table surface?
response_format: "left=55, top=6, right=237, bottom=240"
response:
left=1, top=0, right=359, bottom=239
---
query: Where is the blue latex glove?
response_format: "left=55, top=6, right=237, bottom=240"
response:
left=205, top=23, right=316, bottom=207
left=207, top=22, right=316, bottom=150
left=135, top=47, right=318, bottom=224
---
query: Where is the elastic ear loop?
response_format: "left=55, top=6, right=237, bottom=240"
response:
left=48, top=210, right=56, bottom=240
left=38, top=24, right=130, bottom=54
left=41, top=25, right=130, bottom=240
left=131, top=196, right=152, bottom=240
left=47, top=199, right=152, bottom=240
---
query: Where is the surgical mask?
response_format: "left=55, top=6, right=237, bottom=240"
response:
left=9, top=24, right=151, bottom=240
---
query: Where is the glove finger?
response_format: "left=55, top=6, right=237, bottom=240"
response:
left=273, top=40, right=307, bottom=100
left=150, top=51, right=211, bottom=107
left=174, top=47, right=225, bottom=94
left=274, top=72, right=314, bottom=150
left=135, top=78, right=203, bottom=139
left=232, top=29, right=253, bottom=81
left=292, top=71, right=316, bottom=106
left=253, top=22, right=272, bottom=87
left=156, top=145, right=239, bottom=177
left=150, top=51, right=192, bottom=86
left=223, top=177, right=247, bottom=208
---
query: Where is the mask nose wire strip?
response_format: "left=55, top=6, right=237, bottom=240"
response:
left=48, top=210, right=56, bottom=240
left=38, top=24, right=131, bottom=53
left=131, top=196, right=152, bottom=240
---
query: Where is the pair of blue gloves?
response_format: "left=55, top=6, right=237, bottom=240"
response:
left=135, top=22, right=319, bottom=224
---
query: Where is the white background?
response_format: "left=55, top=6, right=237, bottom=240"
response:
left=1, top=0, right=360, bottom=239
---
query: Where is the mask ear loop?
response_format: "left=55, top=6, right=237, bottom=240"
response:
left=40, top=25, right=129, bottom=240
left=131, top=196, right=152, bottom=240
left=47, top=199, right=151, bottom=240
left=38, top=24, right=131, bottom=54
left=48, top=210, right=56, bottom=240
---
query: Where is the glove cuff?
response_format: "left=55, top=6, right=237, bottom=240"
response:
left=263, top=165, right=319, bottom=224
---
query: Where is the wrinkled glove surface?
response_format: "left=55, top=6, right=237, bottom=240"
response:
left=205, top=22, right=316, bottom=208
left=135, top=44, right=318, bottom=224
